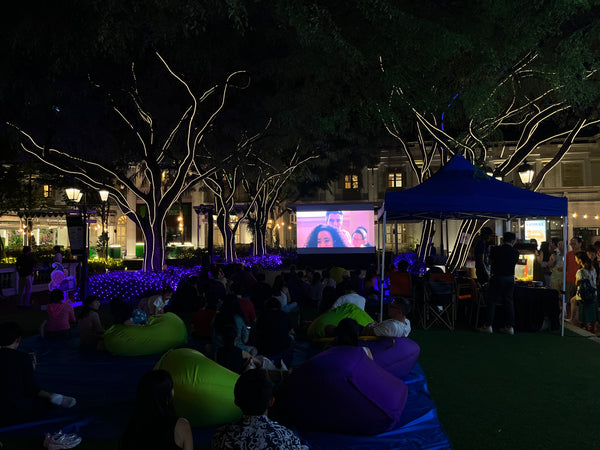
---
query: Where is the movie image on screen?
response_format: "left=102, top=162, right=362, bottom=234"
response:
left=296, top=205, right=375, bottom=254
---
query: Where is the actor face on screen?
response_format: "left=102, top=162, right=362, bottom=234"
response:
left=318, top=231, right=333, bottom=247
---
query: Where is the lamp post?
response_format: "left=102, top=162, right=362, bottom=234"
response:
left=65, top=187, right=102, bottom=301
left=518, top=160, right=535, bottom=188
left=66, top=188, right=88, bottom=301
left=99, top=190, right=110, bottom=258
left=193, top=205, right=214, bottom=264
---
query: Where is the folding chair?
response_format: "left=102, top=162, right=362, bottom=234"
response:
left=456, top=277, right=480, bottom=326
left=387, top=272, right=418, bottom=322
left=423, top=273, right=456, bottom=330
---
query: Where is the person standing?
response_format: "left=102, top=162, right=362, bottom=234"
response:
left=549, top=241, right=565, bottom=292
left=52, top=246, right=62, bottom=265
left=539, top=241, right=553, bottom=288
left=474, top=227, right=493, bottom=285
left=565, top=236, right=583, bottom=313
left=16, top=246, right=36, bottom=308
left=479, top=232, right=519, bottom=335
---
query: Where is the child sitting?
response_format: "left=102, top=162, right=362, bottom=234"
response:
left=78, top=295, right=105, bottom=351
left=214, top=324, right=262, bottom=374
left=41, top=289, right=76, bottom=339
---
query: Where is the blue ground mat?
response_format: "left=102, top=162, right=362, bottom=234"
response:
left=0, top=335, right=451, bottom=449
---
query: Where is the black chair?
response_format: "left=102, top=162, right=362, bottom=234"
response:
left=423, top=273, right=456, bottom=330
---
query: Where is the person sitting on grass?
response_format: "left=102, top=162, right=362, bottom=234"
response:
left=120, top=369, right=193, bottom=450
left=41, top=288, right=76, bottom=339
left=109, top=297, right=146, bottom=326
left=212, top=294, right=257, bottom=356
left=139, top=286, right=174, bottom=316
left=78, top=295, right=105, bottom=351
left=0, top=322, right=76, bottom=426
left=211, top=369, right=308, bottom=450
left=362, top=297, right=412, bottom=338
left=215, top=324, right=259, bottom=374
left=255, top=297, right=295, bottom=361
left=332, top=318, right=373, bottom=359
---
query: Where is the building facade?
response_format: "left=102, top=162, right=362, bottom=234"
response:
left=2, top=135, right=599, bottom=259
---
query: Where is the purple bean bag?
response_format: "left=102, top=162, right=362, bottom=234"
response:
left=277, top=346, right=408, bottom=435
left=363, top=337, right=420, bottom=379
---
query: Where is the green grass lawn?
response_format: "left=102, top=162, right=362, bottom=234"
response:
left=412, top=327, right=600, bottom=449
left=2, top=307, right=599, bottom=449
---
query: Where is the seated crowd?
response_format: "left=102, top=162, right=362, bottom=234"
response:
left=1, top=261, right=416, bottom=449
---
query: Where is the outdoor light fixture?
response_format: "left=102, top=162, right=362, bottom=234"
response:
left=65, top=187, right=81, bottom=202
left=99, top=190, right=109, bottom=202
left=517, top=161, right=535, bottom=186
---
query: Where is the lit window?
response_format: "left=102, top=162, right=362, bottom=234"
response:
left=388, top=171, right=402, bottom=188
left=344, top=174, right=359, bottom=189
left=43, top=185, right=53, bottom=198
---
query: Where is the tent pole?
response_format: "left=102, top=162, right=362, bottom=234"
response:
left=445, top=219, right=449, bottom=259
left=562, top=214, right=568, bottom=337
left=440, top=219, right=444, bottom=257
left=380, top=211, right=387, bottom=323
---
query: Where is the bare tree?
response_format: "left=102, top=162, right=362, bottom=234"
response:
left=204, top=129, right=261, bottom=262
left=9, top=53, right=247, bottom=271
left=204, top=121, right=316, bottom=261
left=381, top=56, right=600, bottom=271
left=242, top=144, right=317, bottom=256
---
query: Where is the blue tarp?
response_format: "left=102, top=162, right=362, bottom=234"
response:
left=382, top=154, right=568, bottom=221
left=1, top=335, right=451, bottom=449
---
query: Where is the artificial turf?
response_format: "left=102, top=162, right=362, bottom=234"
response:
left=412, top=327, right=600, bottom=449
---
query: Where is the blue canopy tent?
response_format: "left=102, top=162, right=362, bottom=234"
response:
left=378, top=154, right=569, bottom=334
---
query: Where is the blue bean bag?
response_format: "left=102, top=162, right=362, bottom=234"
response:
left=363, top=337, right=420, bottom=379
left=307, top=303, right=374, bottom=339
left=155, top=348, right=241, bottom=427
left=277, top=346, right=408, bottom=435
left=103, top=312, right=188, bottom=356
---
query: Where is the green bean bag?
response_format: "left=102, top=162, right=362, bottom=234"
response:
left=307, top=303, right=374, bottom=339
left=103, top=312, right=188, bottom=356
left=155, top=348, right=241, bottom=427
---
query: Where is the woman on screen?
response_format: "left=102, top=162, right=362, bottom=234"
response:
left=305, top=224, right=347, bottom=248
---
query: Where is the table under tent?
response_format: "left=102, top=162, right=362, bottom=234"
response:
left=377, top=154, right=569, bottom=334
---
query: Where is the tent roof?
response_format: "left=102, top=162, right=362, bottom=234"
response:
left=382, top=154, right=568, bottom=221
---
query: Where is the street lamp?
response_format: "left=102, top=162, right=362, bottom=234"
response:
left=65, top=187, right=104, bottom=301
left=65, top=188, right=81, bottom=202
left=65, top=187, right=88, bottom=301
left=193, top=205, right=214, bottom=264
left=518, top=160, right=535, bottom=188
left=98, top=190, right=110, bottom=258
